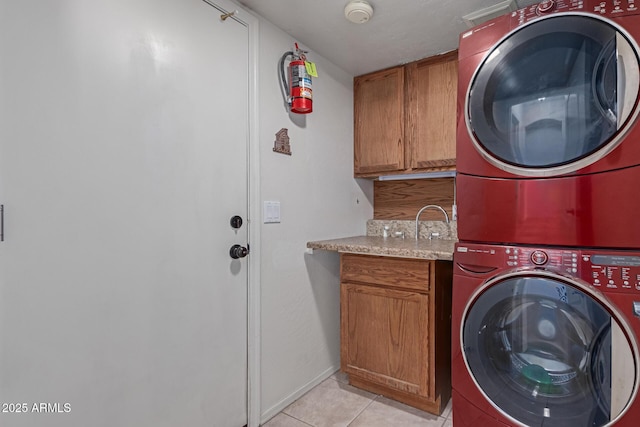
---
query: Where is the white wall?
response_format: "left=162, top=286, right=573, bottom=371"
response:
left=0, top=1, right=372, bottom=425
left=1, top=1, right=257, bottom=427
left=0, top=0, right=262, bottom=427
left=255, top=18, right=374, bottom=423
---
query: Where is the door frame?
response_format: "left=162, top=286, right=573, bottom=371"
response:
left=201, top=2, right=261, bottom=426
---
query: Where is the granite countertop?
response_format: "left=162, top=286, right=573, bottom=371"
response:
left=306, top=235, right=456, bottom=261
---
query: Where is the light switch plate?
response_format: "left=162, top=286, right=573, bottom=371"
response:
left=263, top=201, right=281, bottom=223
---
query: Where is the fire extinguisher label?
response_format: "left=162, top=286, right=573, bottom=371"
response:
left=299, top=88, right=312, bottom=99
left=291, top=65, right=312, bottom=100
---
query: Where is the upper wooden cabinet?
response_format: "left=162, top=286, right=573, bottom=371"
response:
left=354, top=66, right=405, bottom=175
left=354, top=50, right=458, bottom=178
left=406, top=52, right=458, bottom=170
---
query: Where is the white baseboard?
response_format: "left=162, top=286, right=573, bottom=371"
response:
left=259, top=365, right=340, bottom=425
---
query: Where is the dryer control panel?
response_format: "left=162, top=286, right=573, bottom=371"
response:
left=510, top=0, right=640, bottom=27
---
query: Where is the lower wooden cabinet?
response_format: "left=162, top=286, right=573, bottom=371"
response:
left=340, top=253, right=452, bottom=414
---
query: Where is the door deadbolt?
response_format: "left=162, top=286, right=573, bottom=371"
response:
left=230, top=215, right=243, bottom=229
left=229, top=244, right=249, bottom=259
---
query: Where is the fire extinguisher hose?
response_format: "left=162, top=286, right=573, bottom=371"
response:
left=279, top=50, right=294, bottom=107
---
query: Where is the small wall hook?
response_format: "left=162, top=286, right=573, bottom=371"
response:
left=220, top=10, right=238, bottom=21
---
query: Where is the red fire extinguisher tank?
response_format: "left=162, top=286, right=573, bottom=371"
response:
left=288, top=58, right=312, bottom=114
left=279, top=44, right=313, bottom=114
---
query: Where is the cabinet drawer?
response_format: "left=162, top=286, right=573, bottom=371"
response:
left=341, top=254, right=430, bottom=292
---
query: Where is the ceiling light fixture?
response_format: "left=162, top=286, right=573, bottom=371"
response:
left=344, top=0, right=374, bottom=24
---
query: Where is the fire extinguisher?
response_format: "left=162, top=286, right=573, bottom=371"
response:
left=279, top=43, right=312, bottom=114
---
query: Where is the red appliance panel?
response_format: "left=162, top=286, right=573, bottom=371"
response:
left=456, top=167, right=640, bottom=248
left=452, top=390, right=511, bottom=427
left=457, top=10, right=640, bottom=179
left=512, top=0, right=640, bottom=25
left=452, top=254, right=506, bottom=424
left=458, top=0, right=640, bottom=62
left=457, top=15, right=511, bottom=61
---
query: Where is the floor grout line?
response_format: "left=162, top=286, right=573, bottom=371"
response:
left=278, top=411, right=316, bottom=427
left=345, top=393, right=380, bottom=426
left=271, top=375, right=452, bottom=427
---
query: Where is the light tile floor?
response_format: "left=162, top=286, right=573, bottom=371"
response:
left=264, top=371, right=453, bottom=427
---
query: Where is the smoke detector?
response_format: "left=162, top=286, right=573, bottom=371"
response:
left=344, top=0, right=374, bottom=24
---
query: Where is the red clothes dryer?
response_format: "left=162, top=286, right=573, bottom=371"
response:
left=456, top=0, right=640, bottom=248
left=452, top=242, right=640, bottom=427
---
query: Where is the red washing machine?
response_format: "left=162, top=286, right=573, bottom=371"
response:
left=452, top=242, right=640, bottom=426
left=456, top=0, right=640, bottom=248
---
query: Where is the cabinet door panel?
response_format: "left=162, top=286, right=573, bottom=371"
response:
left=406, top=52, right=458, bottom=169
left=341, top=283, right=430, bottom=396
left=354, top=67, right=405, bottom=175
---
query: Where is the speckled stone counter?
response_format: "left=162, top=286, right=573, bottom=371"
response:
left=306, top=235, right=455, bottom=260
left=307, top=219, right=457, bottom=260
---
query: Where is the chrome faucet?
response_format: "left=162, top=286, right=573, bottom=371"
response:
left=415, top=205, right=450, bottom=240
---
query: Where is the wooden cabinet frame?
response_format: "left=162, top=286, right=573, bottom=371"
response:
left=353, top=50, right=458, bottom=178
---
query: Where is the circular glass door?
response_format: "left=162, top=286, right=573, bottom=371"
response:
left=466, top=14, right=640, bottom=176
left=463, top=272, right=637, bottom=426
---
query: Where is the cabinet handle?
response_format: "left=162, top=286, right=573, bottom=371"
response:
left=1, top=204, right=4, bottom=242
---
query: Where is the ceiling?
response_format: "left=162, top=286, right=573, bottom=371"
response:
left=237, top=0, right=540, bottom=76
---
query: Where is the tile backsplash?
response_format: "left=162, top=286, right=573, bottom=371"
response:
left=367, top=219, right=457, bottom=240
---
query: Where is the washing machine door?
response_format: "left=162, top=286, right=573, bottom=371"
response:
left=462, top=270, right=638, bottom=427
left=466, top=13, right=640, bottom=176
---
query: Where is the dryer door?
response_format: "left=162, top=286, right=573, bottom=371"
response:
left=462, top=271, right=637, bottom=427
left=466, top=13, right=640, bottom=176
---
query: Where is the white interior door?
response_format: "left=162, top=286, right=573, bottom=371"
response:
left=0, top=1, right=249, bottom=426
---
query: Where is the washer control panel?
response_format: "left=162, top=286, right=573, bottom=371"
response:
left=504, top=247, right=579, bottom=273
left=456, top=243, right=640, bottom=293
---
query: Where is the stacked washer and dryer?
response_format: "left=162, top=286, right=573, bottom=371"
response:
left=453, top=1, right=640, bottom=426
